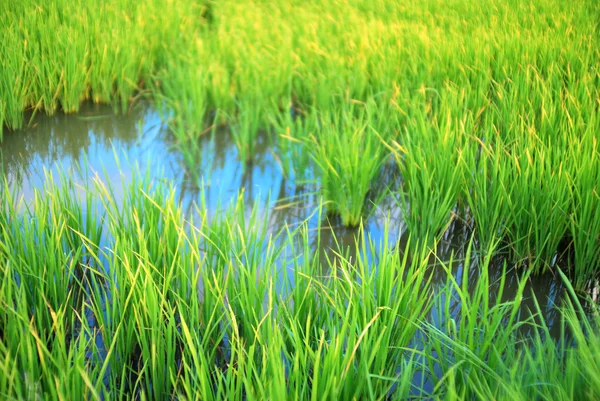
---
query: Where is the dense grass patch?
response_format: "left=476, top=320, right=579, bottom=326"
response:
left=2, top=1, right=600, bottom=396
left=1, top=173, right=599, bottom=399
left=2, top=0, right=599, bottom=279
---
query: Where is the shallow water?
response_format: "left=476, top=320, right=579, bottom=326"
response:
left=0, top=102, right=583, bottom=343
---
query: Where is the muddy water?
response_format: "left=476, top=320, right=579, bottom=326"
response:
left=0, top=102, right=579, bottom=342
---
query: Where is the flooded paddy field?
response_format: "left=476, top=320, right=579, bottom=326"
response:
left=1, top=0, right=600, bottom=399
left=2, top=102, right=599, bottom=400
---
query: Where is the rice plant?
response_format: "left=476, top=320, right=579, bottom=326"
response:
left=306, top=104, right=389, bottom=227
left=420, top=240, right=600, bottom=400
left=462, top=134, right=511, bottom=251
left=390, top=98, right=467, bottom=247
left=0, top=170, right=433, bottom=399
left=569, top=130, right=600, bottom=287
left=504, top=138, right=572, bottom=272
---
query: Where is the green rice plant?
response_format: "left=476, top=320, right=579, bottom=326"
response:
left=462, top=134, right=512, bottom=250
left=390, top=104, right=466, bottom=247
left=422, top=238, right=531, bottom=399
left=0, top=289, right=102, bottom=400
left=504, top=137, right=572, bottom=272
left=421, top=249, right=600, bottom=400
left=276, top=222, right=432, bottom=399
left=559, top=273, right=600, bottom=400
left=1, top=0, right=598, bottom=142
left=0, top=166, right=439, bottom=399
left=0, top=0, right=206, bottom=127
left=0, top=27, right=30, bottom=138
left=0, top=174, right=106, bottom=399
left=423, top=238, right=531, bottom=396
left=204, top=193, right=286, bottom=345
left=230, top=98, right=264, bottom=164
left=5, top=165, right=600, bottom=399
left=306, top=105, right=388, bottom=227
left=569, top=131, right=600, bottom=287
left=88, top=174, right=195, bottom=398
left=211, top=1, right=293, bottom=115
left=0, top=176, right=93, bottom=336
left=363, top=93, right=403, bottom=143
left=153, top=46, right=210, bottom=141
left=269, top=105, right=315, bottom=180
left=55, top=24, right=91, bottom=113
left=152, top=48, right=214, bottom=180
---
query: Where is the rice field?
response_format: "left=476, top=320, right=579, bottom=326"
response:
left=1, top=0, right=600, bottom=399
left=0, top=170, right=599, bottom=400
